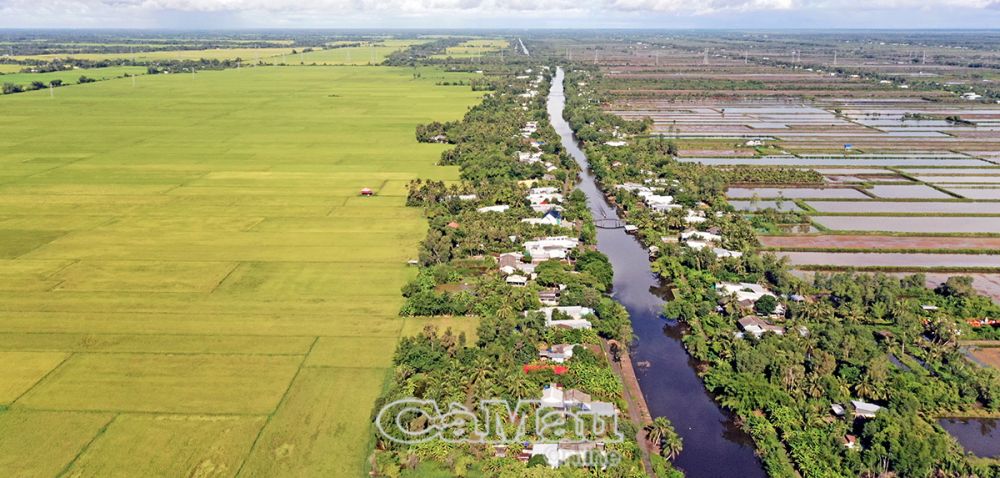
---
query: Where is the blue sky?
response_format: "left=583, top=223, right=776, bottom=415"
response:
left=1, top=0, right=999, bottom=28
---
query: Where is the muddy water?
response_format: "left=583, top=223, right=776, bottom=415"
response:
left=548, top=67, right=766, bottom=478
left=939, top=418, right=1000, bottom=458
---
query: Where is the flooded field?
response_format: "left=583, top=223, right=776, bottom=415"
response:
left=729, top=200, right=802, bottom=211
left=902, top=168, right=1000, bottom=175
left=946, top=188, right=1000, bottom=200
left=938, top=418, right=1000, bottom=458
left=968, top=346, right=1000, bottom=369
left=813, top=216, right=1000, bottom=234
left=868, top=184, right=952, bottom=199
left=760, top=235, right=1000, bottom=250
left=681, top=157, right=993, bottom=167
left=916, top=176, right=1000, bottom=184
left=779, top=251, right=1000, bottom=268
left=805, top=201, right=1000, bottom=214
left=728, top=187, right=868, bottom=199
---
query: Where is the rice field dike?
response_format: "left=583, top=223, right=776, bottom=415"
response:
left=0, top=43, right=487, bottom=476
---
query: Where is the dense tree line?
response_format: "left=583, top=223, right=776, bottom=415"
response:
left=370, top=65, right=659, bottom=477
left=563, top=67, right=1000, bottom=478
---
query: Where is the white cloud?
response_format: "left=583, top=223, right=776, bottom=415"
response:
left=0, top=0, right=998, bottom=26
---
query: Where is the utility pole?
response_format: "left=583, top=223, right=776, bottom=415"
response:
left=703, top=49, right=708, bottom=65
left=833, top=50, right=837, bottom=66
left=593, top=50, right=598, bottom=65
left=922, top=50, right=927, bottom=64
left=744, top=50, right=748, bottom=64
left=49, top=84, right=54, bottom=97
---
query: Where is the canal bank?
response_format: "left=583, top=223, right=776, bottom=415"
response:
left=547, top=66, right=767, bottom=478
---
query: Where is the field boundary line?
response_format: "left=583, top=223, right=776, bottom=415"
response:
left=55, top=413, right=118, bottom=478
left=234, top=336, right=319, bottom=478
left=9, top=352, right=75, bottom=406
left=19, top=407, right=270, bottom=417
left=207, top=262, right=244, bottom=294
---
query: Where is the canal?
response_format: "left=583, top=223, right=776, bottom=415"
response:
left=547, top=66, right=767, bottom=478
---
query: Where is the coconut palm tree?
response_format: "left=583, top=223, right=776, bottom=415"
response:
left=661, top=428, right=684, bottom=460
left=645, top=416, right=683, bottom=460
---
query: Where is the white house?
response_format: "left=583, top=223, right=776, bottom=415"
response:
left=851, top=400, right=882, bottom=419
left=737, top=316, right=785, bottom=339
left=517, top=151, right=544, bottom=164
left=506, top=274, right=528, bottom=287
left=522, top=209, right=571, bottom=228
left=540, top=344, right=576, bottom=363
left=716, top=282, right=776, bottom=304
left=684, top=210, right=707, bottom=224
left=537, top=306, right=593, bottom=329
left=477, top=205, right=511, bottom=213
left=529, top=442, right=601, bottom=468
left=524, top=236, right=579, bottom=261
left=681, top=230, right=723, bottom=243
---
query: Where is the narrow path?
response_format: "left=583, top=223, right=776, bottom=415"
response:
left=601, top=339, right=656, bottom=477
left=517, top=38, right=529, bottom=56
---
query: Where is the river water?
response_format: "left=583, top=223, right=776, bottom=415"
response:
left=547, top=67, right=766, bottom=478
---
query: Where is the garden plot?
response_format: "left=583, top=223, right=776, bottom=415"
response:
left=812, top=216, right=1000, bottom=234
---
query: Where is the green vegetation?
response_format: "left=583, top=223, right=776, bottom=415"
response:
left=0, top=65, right=481, bottom=476
left=370, top=66, right=660, bottom=477
left=0, top=66, right=145, bottom=92
left=564, top=68, right=1000, bottom=478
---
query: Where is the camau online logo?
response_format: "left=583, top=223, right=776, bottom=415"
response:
left=376, top=398, right=624, bottom=468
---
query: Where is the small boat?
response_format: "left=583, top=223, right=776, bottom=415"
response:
left=624, top=224, right=639, bottom=234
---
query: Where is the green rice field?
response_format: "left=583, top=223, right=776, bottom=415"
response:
left=0, top=65, right=481, bottom=476
left=431, top=39, right=508, bottom=59
left=13, top=47, right=296, bottom=62
left=0, top=66, right=146, bottom=88
left=262, top=40, right=429, bottom=65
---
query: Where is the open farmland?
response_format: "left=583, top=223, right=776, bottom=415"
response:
left=0, top=66, right=146, bottom=88
left=12, top=47, right=297, bottom=62
left=260, top=40, right=430, bottom=65
left=597, top=38, right=1000, bottom=304
left=0, top=65, right=481, bottom=476
left=431, top=39, right=509, bottom=59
